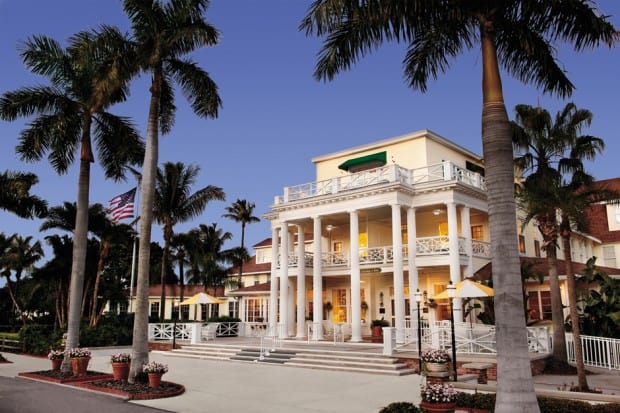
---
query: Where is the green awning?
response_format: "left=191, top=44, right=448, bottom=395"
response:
left=338, top=151, right=387, bottom=172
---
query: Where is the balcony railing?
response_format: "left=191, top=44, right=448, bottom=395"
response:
left=275, top=161, right=486, bottom=204
left=276, top=236, right=490, bottom=269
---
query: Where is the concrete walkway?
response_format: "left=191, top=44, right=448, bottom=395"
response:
left=0, top=350, right=423, bottom=413
left=2, top=347, right=620, bottom=413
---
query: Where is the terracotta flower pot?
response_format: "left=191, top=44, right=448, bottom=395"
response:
left=112, top=362, right=130, bottom=381
left=71, top=356, right=91, bottom=376
left=419, top=400, right=456, bottom=413
left=51, top=358, right=63, bottom=371
left=148, top=372, right=163, bottom=388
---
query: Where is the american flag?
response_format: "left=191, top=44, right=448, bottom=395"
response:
left=108, top=188, right=136, bottom=223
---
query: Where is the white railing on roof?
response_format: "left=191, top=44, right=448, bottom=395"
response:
left=275, top=161, right=486, bottom=204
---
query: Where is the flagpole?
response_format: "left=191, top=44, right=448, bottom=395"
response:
left=128, top=176, right=141, bottom=313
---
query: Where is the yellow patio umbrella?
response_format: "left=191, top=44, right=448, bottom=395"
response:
left=434, top=279, right=494, bottom=299
left=180, top=292, right=225, bottom=320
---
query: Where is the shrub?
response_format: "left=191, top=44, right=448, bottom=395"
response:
left=19, top=324, right=62, bottom=355
left=79, top=313, right=133, bottom=347
left=378, top=402, right=420, bottom=413
left=592, top=403, right=620, bottom=412
left=456, top=392, right=495, bottom=411
left=537, top=396, right=593, bottom=413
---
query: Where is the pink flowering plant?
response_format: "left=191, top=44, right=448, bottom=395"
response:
left=111, top=352, right=131, bottom=363
left=68, top=347, right=91, bottom=358
left=47, top=350, right=64, bottom=360
left=420, top=348, right=451, bottom=363
left=420, top=383, right=459, bottom=404
left=143, top=361, right=168, bottom=374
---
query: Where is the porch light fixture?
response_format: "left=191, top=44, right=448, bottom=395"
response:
left=432, top=209, right=442, bottom=216
left=415, top=289, right=423, bottom=372
left=447, top=281, right=457, bottom=381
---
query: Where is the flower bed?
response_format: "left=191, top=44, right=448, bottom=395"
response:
left=421, top=348, right=451, bottom=363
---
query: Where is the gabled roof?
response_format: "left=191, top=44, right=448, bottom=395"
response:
left=145, top=284, right=225, bottom=299
left=228, top=281, right=271, bottom=296
left=228, top=254, right=271, bottom=275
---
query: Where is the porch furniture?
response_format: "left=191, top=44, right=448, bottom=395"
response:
left=202, top=323, right=219, bottom=341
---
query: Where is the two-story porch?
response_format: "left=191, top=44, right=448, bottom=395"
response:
left=265, top=158, right=491, bottom=344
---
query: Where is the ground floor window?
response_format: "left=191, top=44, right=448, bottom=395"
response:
left=118, top=302, right=128, bottom=314
left=229, top=300, right=239, bottom=319
left=201, top=303, right=219, bottom=320
left=528, top=290, right=552, bottom=320
left=150, top=302, right=159, bottom=319
left=180, top=305, right=189, bottom=320
left=245, top=298, right=268, bottom=322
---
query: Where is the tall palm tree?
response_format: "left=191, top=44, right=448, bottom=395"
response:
left=513, top=102, right=605, bottom=364
left=223, top=199, right=260, bottom=286
left=154, top=161, right=225, bottom=321
left=556, top=175, right=618, bottom=390
left=121, top=0, right=222, bottom=381
left=300, top=2, right=617, bottom=410
left=170, top=232, right=193, bottom=307
left=1, top=234, right=44, bottom=326
left=0, top=27, right=143, bottom=369
left=186, top=223, right=233, bottom=293
left=0, top=170, right=47, bottom=219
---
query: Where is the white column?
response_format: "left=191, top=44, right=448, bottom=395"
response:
left=392, top=203, right=406, bottom=343
left=279, top=222, right=289, bottom=338
left=312, top=216, right=323, bottom=340
left=349, top=210, right=362, bottom=342
left=461, top=206, right=473, bottom=279
left=447, top=202, right=462, bottom=319
left=407, top=207, right=419, bottom=324
left=287, top=227, right=295, bottom=337
left=269, top=226, right=279, bottom=331
left=296, top=225, right=306, bottom=338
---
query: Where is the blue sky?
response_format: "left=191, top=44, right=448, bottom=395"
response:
left=1, top=1, right=619, bottom=262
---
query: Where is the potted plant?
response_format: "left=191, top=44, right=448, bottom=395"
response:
left=421, top=348, right=451, bottom=374
left=110, top=352, right=131, bottom=381
left=47, top=349, right=64, bottom=371
left=143, top=361, right=169, bottom=388
left=68, top=347, right=91, bottom=376
left=419, top=382, right=459, bottom=412
left=371, top=318, right=390, bottom=342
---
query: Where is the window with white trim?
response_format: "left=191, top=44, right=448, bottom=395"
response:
left=603, top=245, right=616, bottom=268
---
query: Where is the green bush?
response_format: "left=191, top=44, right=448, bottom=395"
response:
left=592, top=403, right=620, bottom=412
left=378, top=402, right=420, bottom=413
left=456, top=392, right=495, bottom=412
left=538, top=396, right=594, bottom=413
left=208, top=315, right=241, bottom=322
left=79, top=313, right=134, bottom=347
left=19, top=324, right=62, bottom=355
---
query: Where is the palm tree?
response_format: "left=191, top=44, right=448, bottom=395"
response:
left=223, top=199, right=260, bottom=286
left=300, top=2, right=617, bottom=410
left=1, top=234, right=44, bottom=326
left=0, top=170, right=47, bottom=219
left=513, top=102, right=605, bottom=364
left=186, top=223, right=233, bottom=293
left=153, top=161, right=225, bottom=321
left=556, top=176, right=618, bottom=390
left=0, top=27, right=143, bottom=369
left=121, top=0, right=222, bottom=381
left=170, top=232, right=193, bottom=307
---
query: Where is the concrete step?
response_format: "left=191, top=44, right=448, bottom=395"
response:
left=164, top=342, right=417, bottom=376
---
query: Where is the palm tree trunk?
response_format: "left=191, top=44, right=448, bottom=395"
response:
left=480, top=27, right=540, bottom=412
left=159, top=228, right=171, bottom=322
left=537, top=211, right=568, bottom=361
left=62, top=156, right=91, bottom=373
left=4, top=278, right=25, bottom=326
left=90, top=242, right=110, bottom=327
left=238, top=223, right=245, bottom=286
left=561, top=219, right=588, bottom=390
left=130, top=73, right=161, bottom=383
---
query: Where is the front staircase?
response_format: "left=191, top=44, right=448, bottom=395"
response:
left=161, top=342, right=417, bottom=376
